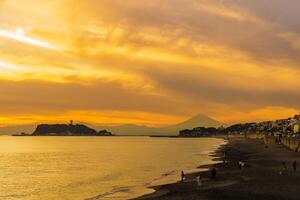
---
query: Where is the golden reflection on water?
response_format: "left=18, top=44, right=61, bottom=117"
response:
left=0, top=136, right=224, bottom=200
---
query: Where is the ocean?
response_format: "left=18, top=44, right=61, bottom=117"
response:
left=0, top=136, right=225, bottom=200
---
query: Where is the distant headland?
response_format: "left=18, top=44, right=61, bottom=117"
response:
left=179, top=114, right=300, bottom=137
left=13, top=120, right=113, bottom=136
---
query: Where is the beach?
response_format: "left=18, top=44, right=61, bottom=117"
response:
left=135, top=136, right=300, bottom=200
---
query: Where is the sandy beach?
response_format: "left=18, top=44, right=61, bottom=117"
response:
left=135, top=136, right=300, bottom=200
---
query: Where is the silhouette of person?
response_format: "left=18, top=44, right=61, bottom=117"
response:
left=293, top=160, right=297, bottom=172
left=282, top=162, right=287, bottom=174
left=211, top=168, right=216, bottom=179
left=295, top=143, right=300, bottom=152
left=223, top=151, right=227, bottom=163
left=239, top=161, right=245, bottom=169
left=181, top=171, right=185, bottom=182
left=239, top=161, right=242, bottom=169
left=197, top=175, right=202, bottom=187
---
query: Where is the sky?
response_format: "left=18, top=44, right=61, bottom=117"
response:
left=0, top=0, right=300, bottom=127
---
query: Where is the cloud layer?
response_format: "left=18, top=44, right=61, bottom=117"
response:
left=0, top=0, right=300, bottom=126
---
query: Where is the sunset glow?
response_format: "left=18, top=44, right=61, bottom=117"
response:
left=0, top=0, right=300, bottom=127
left=0, top=28, right=57, bottom=50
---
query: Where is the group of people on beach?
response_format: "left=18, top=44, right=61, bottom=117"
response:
left=180, top=149, right=299, bottom=189
left=265, top=136, right=299, bottom=174
left=279, top=160, right=297, bottom=175
left=180, top=149, right=223, bottom=187
left=181, top=167, right=217, bottom=187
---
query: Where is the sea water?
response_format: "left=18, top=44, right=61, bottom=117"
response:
left=0, top=136, right=225, bottom=200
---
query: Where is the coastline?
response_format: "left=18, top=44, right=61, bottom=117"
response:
left=133, top=136, right=228, bottom=200
left=134, top=136, right=300, bottom=200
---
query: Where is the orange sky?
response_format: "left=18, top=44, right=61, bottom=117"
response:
left=0, top=0, right=300, bottom=127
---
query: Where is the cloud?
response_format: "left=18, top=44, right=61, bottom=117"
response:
left=0, top=0, right=300, bottom=125
left=143, top=66, right=300, bottom=112
left=50, top=0, right=300, bottom=69
left=0, top=28, right=57, bottom=49
left=0, top=79, right=187, bottom=116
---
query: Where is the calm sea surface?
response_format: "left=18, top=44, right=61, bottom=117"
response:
left=0, top=136, right=225, bottom=200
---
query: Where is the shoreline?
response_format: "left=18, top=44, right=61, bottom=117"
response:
left=133, top=136, right=228, bottom=200
left=134, top=136, right=300, bottom=200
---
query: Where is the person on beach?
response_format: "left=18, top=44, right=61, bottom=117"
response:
left=279, top=135, right=282, bottom=144
left=181, top=171, right=185, bottom=182
left=282, top=162, right=288, bottom=174
left=197, top=175, right=202, bottom=187
left=238, top=161, right=245, bottom=169
left=211, top=168, right=216, bottom=179
left=295, top=143, right=300, bottom=152
left=293, top=160, right=297, bottom=172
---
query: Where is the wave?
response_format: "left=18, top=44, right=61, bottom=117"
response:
left=86, top=170, right=177, bottom=200
left=85, top=186, right=131, bottom=200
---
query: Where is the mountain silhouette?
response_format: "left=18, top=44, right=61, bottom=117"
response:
left=0, top=124, right=35, bottom=135
left=96, top=114, right=222, bottom=136
left=0, top=114, right=222, bottom=136
left=167, top=114, right=222, bottom=130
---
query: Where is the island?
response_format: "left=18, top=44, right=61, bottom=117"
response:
left=14, top=120, right=113, bottom=136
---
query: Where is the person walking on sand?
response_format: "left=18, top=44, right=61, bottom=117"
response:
left=197, top=175, right=202, bottom=187
left=181, top=171, right=185, bottom=182
left=293, top=160, right=297, bottom=172
left=295, top=142, right=300, bottom=152
left=211, top=168, right=216, bottom=179
left=282, top=162, right=288, bottom=174
left=239, top=161, right=245, bottom=170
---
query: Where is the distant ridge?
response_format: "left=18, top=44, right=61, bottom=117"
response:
left=167, top=114, right=222, bottom=130
left=95, top=114, right=222, bottom=136
left=0, top=114, right=222, bottom=136
left=0, top=125, right=35, bottom=135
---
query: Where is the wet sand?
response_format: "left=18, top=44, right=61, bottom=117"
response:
left=134, top=137, right=300, bottom=200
